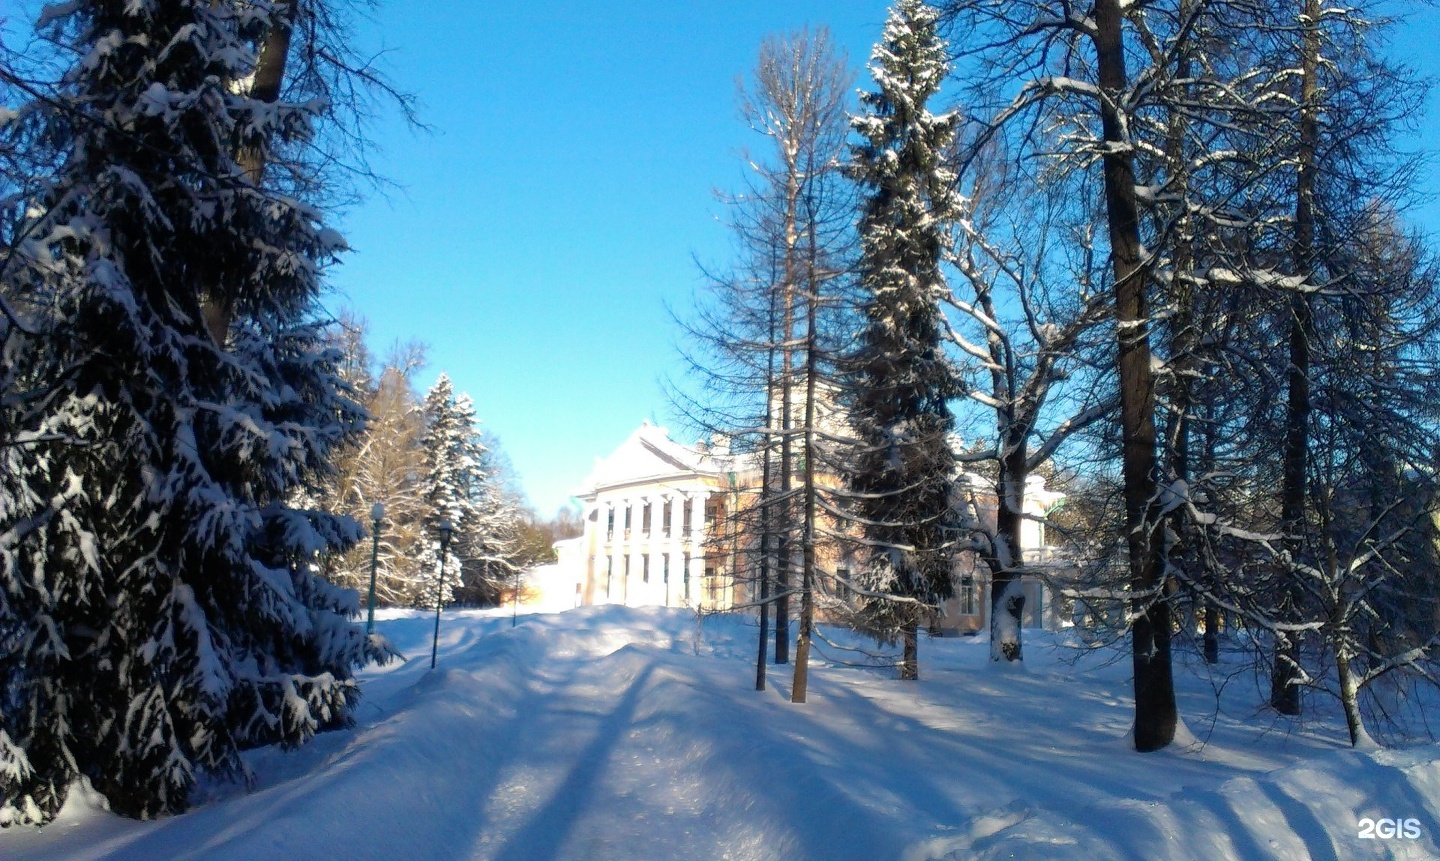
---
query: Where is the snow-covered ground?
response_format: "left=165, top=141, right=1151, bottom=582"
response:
left=3, top=606, right=1438, bottom=860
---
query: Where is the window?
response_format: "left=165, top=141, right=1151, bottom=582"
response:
left=662, top=556, right=670, bottom=584
left=607, top=509, right=615, bottom=540
left=959, top=576, right=978, bottom=616
left=706, top=566, right=719, bottom=604
left=624, top=506, right=632, bottom=532
left=642, top=503, right=651, bottom=534
left=624, top=556, right=631, bottom=582
left=683, top=553, right=692, bottom=601
left=605, top=558, right=613, bottom=596
left=663, top=501, right=673, bottom=537
left=836, top=566, right=850, bottom=601
left=683, top=500, right=692, bottom=534
left=643, top=556, right=650, bottom=583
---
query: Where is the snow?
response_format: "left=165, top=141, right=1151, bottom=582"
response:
left=3, top=606, right=1438, bottom=860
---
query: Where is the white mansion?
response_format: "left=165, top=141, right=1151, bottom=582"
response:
left=552, top=421, right=1068, bottom=633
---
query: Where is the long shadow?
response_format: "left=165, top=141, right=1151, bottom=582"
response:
left=76, top=630, right=553, bottom=861
left=492, top=663, right=656, bottom=861
left=1180, top=786, right=1280, bottom=861
left=1255, top=779, right=1341, bottom=861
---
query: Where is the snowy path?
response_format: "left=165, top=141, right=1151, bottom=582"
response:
left=3, top=606, right=1438, bottom=860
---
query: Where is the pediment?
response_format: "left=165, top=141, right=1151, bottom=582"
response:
left=577, top=422, right=713, bottom=495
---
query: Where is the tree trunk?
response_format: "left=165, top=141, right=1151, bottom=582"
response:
left=900, top=620, right=918, bottom=681
left=756, top=432, right=772, bottom=692
left=792, top=259, right=821, bottom=703
left=1094, top=0, right=1177, bottom=752
left=1204, top=602, right=1219, bottom=664
left=1273, top=0, right=1320, bottom=718
left=204, top=3, right=293, bottom=346
left=989, top=441, right=1027, bottom=662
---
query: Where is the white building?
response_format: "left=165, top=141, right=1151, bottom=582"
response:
left=560, top=421, right=1071, bottom=632
left=569, top=421, right=742, bottom=610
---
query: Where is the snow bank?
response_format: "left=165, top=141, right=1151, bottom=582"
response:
left=908, top=744, right=1440, bottom=861
left=3, top=606, right=1436, bottom=861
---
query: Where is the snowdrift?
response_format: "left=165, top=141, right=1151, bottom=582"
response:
left=2, top=605, right=1436, bottom=861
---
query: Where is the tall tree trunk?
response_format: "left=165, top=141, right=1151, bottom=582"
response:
left=900, top=620, right=919, bottom=681
left=1094, top=0, right=1177, bottom=751
left=792, top=255, right=821, bottom=703
left=1273, top=0, right=1320, bottom=717
left=756, top=378, right=774, bottom=692
left=1202, top=392, right=1220, bottom=663
left=1163, top=26, right=1204, bottom=664
left=989, top=440, right=1027, bottom=662
left=204, top=3, right=293, bottom=346
left=774, top=170, right=800, bottom=667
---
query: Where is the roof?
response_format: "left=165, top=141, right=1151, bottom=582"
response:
left=573, top=421, right=746, bottom=499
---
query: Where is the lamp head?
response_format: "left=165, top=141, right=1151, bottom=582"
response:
left=371, top=502, right=385, bottom=522
left=437, top=519, right=454, bottom=541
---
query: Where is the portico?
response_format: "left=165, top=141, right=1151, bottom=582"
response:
left=571, top=422, right=740, bottom=610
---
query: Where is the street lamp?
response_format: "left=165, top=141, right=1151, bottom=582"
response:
left=365, top=502, right=384, bottom=635
left=430, top=519, right=454, bottom=670
left=512, top=560, right=521, bottom=628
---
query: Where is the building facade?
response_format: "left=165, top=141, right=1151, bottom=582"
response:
left=561, top=421, right=1069, bottom=633
left=569, top=421, right=744, bottom=611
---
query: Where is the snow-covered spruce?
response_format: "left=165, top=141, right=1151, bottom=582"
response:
left=418, top=374, right=519, bottom=608
left=0, top=0, right=388, bottom=823
left=842, top=0, right=964, bottom=681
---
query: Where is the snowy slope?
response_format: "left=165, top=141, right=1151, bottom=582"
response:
left=2, top=606, right=1437, bottom=861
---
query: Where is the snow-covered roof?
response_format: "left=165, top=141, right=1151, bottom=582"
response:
left=573, top=421, right=744, bottom=499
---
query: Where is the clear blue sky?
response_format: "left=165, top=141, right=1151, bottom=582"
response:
left=329, top=1, right=1440, bottom=517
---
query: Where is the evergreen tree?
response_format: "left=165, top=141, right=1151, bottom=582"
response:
left=0, top=0, right=387, bottom=822
left=419, top=375, right=516, bottom=608
left=843, top=0, right=963, bottom=681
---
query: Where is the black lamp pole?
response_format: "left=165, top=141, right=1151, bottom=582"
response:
left=430, top=519, right=454, bottom=670
left=365, top=502, right=384, bottom=636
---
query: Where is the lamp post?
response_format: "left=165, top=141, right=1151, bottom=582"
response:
left=365, top=502, right=384, bottom=635
left=430, top=519, right=454, bottom=670
left=512, top=563, right=520, bottom=628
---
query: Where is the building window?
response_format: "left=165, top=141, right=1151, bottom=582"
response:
left=662, top=555, right=670, bottom=584
left=624, top=556, right=631, bottom=582
left=959, top=575, right=978, bottom=616
left=624, top=506, right=632, bottom=532
left=683, top=553, right=692, bottom=601
left=605, top=558, right=613, bottom=595
left=836, top=566, right=850, bottom=601
left=607, top=509, right=615, bottom=540
left=663, top=501, right=673, bottom=537
left=706, top=566, right=719, bottom=604
left=643, top=556, right=650, bottom=583
left=642, top=503, right=651, bottom=534
left=683, top=500, right=692, bottom=534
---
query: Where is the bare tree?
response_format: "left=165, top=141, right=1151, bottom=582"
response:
left=672, top=27, right=851, bottom=697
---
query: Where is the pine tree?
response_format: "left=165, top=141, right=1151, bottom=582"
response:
left=843, top=0, right=963, bottom=682
left=0, top=0, right=387, bottom=822
left=419, top=375, right=516, bottom=609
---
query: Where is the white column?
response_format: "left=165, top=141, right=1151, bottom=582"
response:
left=625, top=498, right=639, bottom=605
left=580, top=501, right=598, bottom=605
left=645, top=495, right=663, bottom=607
left=666, top=493, right=684, bottom=608
left=607, top=500, right=623, bottom=604
left=687, top=490, right=709, bottom=608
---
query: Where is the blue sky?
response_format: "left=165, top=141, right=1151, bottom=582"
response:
left=329, top=1, right=1440, bottom=517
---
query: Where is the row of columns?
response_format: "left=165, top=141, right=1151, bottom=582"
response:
left=589, top=490, right=711, bottom=608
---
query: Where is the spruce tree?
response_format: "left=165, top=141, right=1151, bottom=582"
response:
left=419, top=375, right=515, bottom=608
left=0, top=0, right=387, bottom=822
left=843, top=0, right=962, bottom=681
